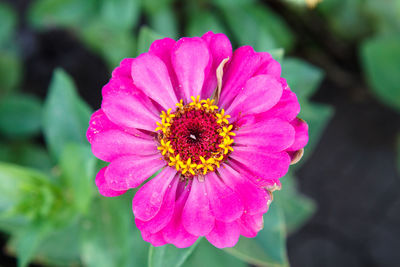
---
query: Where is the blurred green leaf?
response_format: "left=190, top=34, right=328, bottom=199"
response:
left=0, top=143, right=52, bottom=172
left=297, top=101, right=334, bottom=165
left=275, top=172, right=316, bottom=233
left=317, top=0, right=370, bottom=40
left=35, top=219, right=81, bottom=266
left=224, top=204, right=289, bottom=267
left=0, top=94, right=42, bottom=139
left=268, top=48, right=285, bottom=62
left=81, top=193, right=147, bottom=267
left=59, top=144, right=96, bottom=214
left=282, top=58, right=324, bottom=99
left=183, top=239, right=246, bottom=267
left=361, top=36, right=400, bottom=112
left=14, top=221, right=53, bottom=267
left=0, top=2, right=17, bottom=47
left=99, top=0, right=141, bottom=31
left=186, top=11, right=227, bottom=37
left=149, top=239, right=201, bottom=267
left=43, top=68, right=92, bottom=160
left=364, top=0, right=400, bottom=35
left=148, top=7, right=178, bottom=39
left=0, top=50, right=22, bottom=94
left=143, top=0, right=175, bottom=14
left=220, top=4, right=294, bottom=51
left=80, top=22, right=136, bottom=69
left=137, top=26, right=164, bottom=55
left=28, top=0, right=96, bottom=29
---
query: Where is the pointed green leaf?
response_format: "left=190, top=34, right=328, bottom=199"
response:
left=0, top=94, right=42, bottom=139
left=361, top=36, right=400, bottom=112
left=149, top=239, right=201, bottom=267
left=224, top=204, right=289, bottom=267
left=43, top=69, right=92, bottom=160
left=0, top=50, right=22, bottom=94
left=148, top=7, right=178, bottom=39
left=0, top=2, right=17, bottom=47
left=183, top=239, right=246, bottom=267
left=282, top=58, right=324, bottom=99
left=59, top=144, right=96, bottom=214
left=275, top=172, right=316, bottom=233
left=81, top=193, right=147, bottom=267
left=186, top=10, right=228, bottom=37
left=137, top=26, right=164, bottom=56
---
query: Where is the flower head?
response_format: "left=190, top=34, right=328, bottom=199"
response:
left=87, top=31, right=308, bottom=248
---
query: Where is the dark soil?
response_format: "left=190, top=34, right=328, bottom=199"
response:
left=2, top=0, right=400, bottom=266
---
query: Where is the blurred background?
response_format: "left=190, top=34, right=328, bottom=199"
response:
left=0, top=0, right=399, bottom=266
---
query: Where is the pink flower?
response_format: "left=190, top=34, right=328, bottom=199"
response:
left=87, top=32, right=308, bottom=248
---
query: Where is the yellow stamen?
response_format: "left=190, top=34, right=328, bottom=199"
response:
left=216, top=109, right=231, bottom=124
left=160, top=108, right=175, bottom=123
left=157, top=139, right=174, bottom=155
left=219, top=136, right=234, bottom=154
left=168, top=154, right=183, bottom=171
left=176, top=99, right=184, bottom=109
left=197, top=156, right=216, bottom=175
left=189, top=95, right=202, bottom=109
left=181, top=158, right=197, bottom=175
left=201, top=98, right=218, bottom=111
left=219, top=125, right=236, bottom=138
left=155, top=121, right=171, bottom=134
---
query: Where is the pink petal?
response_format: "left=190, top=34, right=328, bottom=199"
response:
left=131, top=53, right=178, bottom=110
left=136, top=177, right=179, bottom=233
left=149, top=38, right=182, bottom=100
left=172, top=37, right=210, bottom=103
left=206, top=220, right=240, bottom=248
left=95, top=167, right=127, bottom=197
left=235, top=118, right=295, bottom=152
left=112, top=58, right=134, bottom=79
left=219, top=46, right=263, bottom=108
left=162, top=182, right=199, bottom=248
left=205, top=172, right=243, bottom=222
left=287, top=118, right=309, bottom=151
left=238, top=213, right=264, bottom=238
left=225, top=74, right=283, bottom=121
left=91, top=129, right=157, bottom=162
left=132, top=167, right=177, bottom=221
left=255, top=52, right=281, bottom=77
left=218, top=165, right=270, bottom=215
left=102, top=77, right=160, bottom=131
left=104, top=154, right=164, bottom=191
left=182, top=178, right=214, bottom=236
left=230, top=148, right=291, bottom=182
left=259, top=89, right=300, bottom=122
left=140, top=230, right=167, bottom=247
left=201, top=32, right=233, bottom=99
left=87, top=109, right=117, bottom=144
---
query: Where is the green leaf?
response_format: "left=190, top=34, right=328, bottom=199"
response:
left=14, top=221, right=53, bottom=267
left=282, top=58, right=324, bottom=99
left=297, top=101, right=334, bottom=165
left=59, top=144, right=96, bottom=214
left=0, top=94, right=42, bottom=139
left=0, top=50, right=22, bottom=94
left=361, top=36, right=400, bottom=112
left=364, top=0, right=400, bottom=34
left=34, top=219, right=81, bottom=266
left=0, top=2, right=17, bottom=47
left=0, top=143, right=52, bottom=172
left=148, top=7, right=178, bottom=39
left=224, top=204, right=289, bottom=267
left=149, top=239, right=201, bottom=267
left=137, top=26, right=164, bottom=56
left=220, top=4, right=294, bottom=51
left=142, top=0, right=175, bottom=15
left=268, top=48, right=285, bottom=62
left=28, top=0, right=96, bottom=30
left=80, top=22, right=136, bottom=69
left=275, top=172, right=316, bottom=233
left=99, top=0, right=141, bottom=31
left=186, top=10, right=228, bottom=37
left=183, top=239, right=246, bottom=267
left=43, top=68, right=92, bottom=160
left=81, top=193, right=147, bottom=267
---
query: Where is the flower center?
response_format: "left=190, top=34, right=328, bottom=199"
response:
left=156, top=96, right=235, bottom=177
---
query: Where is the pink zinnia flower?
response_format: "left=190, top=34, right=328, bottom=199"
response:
left=87, top=32, right=308, bottom=248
